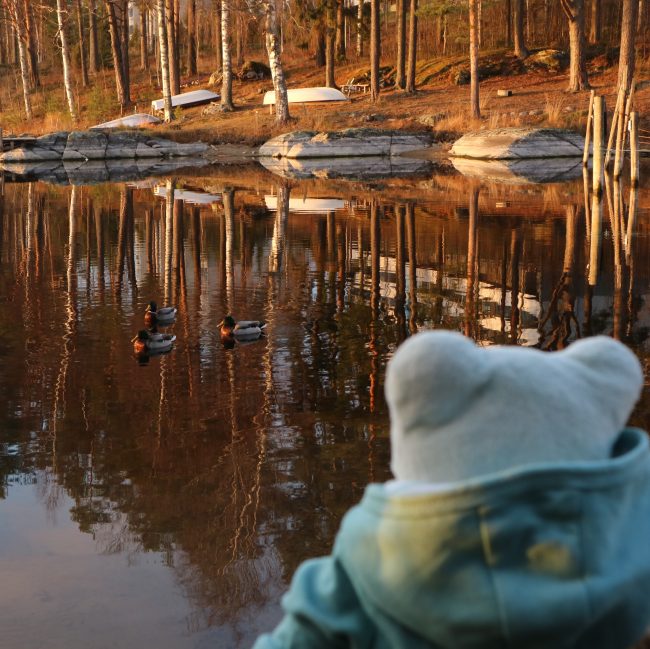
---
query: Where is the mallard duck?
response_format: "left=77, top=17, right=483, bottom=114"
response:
left=145, top=301, right=177, bottom=326
left=218, top=315, right=267, bottom=340
left=132, top=329, right=176, bottom=355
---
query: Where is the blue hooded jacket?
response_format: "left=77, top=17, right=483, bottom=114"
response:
left=254, top=428, right=650, bottom=649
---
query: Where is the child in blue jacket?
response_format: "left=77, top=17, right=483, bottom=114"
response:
left=254, top=332, right=650, bottom=649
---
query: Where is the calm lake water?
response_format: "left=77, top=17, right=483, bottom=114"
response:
left=1, top=160, right=650, bottom=648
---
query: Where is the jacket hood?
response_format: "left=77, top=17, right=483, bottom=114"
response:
left=333, top=428, right=650, bottom=649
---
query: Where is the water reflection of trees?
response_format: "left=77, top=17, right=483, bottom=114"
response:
left=0, top=174, right=649, bottom=633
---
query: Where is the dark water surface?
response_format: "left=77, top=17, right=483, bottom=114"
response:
left=1, top=163, right=650, bottom=648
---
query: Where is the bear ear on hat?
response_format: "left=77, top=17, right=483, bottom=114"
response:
left=563, top=336, right=642, bottom=387
left=563, top=335, right=643, bottom=420
left=385, top=331, right=492, bottom=431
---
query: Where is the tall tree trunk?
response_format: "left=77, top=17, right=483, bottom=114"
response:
left=561, top=0, right=590, bottom=91
left=140, top=0, right=149, bottom=69
left=618, top=0, right=639, bottom=90
left=56, top=0, right=78, bottom=120
left=469, top=0, right=480, bottom=118
left=187, top=0, right=197, bottom=75
left=156, top=0, right=173, bottom=121
left=263, top=0, right=290, bottom=123
left=221, top=0, right=234, bottom=109
left=89, top=0, right=100, bottom=72
left=514, top=0, right=529, bottom=57
left=213, top=0, right=222, bottom=70
left=326, top=1, right=336, bottom=86
left=106, top=0, right=129, bottom=106
left=236, top=14, right=244, bottom=68
left=315, top=28, right=326, bottom=66
left=120, top=0, right=130, bottom=99
left=356, top=0, right=363, bottom=56
left=589, top=0, right=601, bottom=43
left=9, top=0, right=32, bottom=118
left=405, top=0, right=417, bottom=92
left=24, top=0, right=40, bottom=87
left=395, top=0, right=406, bottom=88
left=335, top=0, right=345, bottom=59
left=370, top=0, right=380, bottom=101
left=76, top=0, right=89, bottom=87
left=166, top=0, right=180, bottom=93
left=505, top=0, right=512, bottom=46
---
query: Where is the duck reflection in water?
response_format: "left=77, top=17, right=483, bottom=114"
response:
left=254, top=331, right=650, bottom=649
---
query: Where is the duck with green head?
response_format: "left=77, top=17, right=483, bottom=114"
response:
left=131, top=329, right=176, bottom=355
left=218, top=315, right=267, bottom=341
left=145, top=301, right=177, bottom=326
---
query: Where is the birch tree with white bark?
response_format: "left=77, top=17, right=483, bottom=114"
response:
left=55, top=0, right=78, bottom=121
left=156, top=0, right=174, bottom=121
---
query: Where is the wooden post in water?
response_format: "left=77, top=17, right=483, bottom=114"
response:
left=605, top=85, right=625, bottom=168
left=592, top=96, right=605, bottom=197
left=630, top=111, right=639, bottom=187
left=589, top=191, right=602, bottom=287
left=583, top=89, right=595, bottom=166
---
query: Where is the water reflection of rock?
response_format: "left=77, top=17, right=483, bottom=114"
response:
left=452, top=156, right=584, bottom=184
left=258, top=155, right=433, bottom=180
left=0, top=157, right=212, bottom=185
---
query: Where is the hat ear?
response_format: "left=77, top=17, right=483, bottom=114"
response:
left=562, top=336, right=643, bottom=426
left=385, top=331, right=492, bottom=432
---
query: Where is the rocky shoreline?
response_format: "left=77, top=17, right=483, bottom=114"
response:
left=0, top=130, right=209, bottom=163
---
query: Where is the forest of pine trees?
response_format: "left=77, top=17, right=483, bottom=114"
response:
left=0, top=0, right=646, bottom=125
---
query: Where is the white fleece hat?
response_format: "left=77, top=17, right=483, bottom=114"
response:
left=385, top=332, right=644, bottom=483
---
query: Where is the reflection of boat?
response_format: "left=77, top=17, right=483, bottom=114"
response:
left=151, top=89, right=220, bottom=112
left=263, top=87, right=347, bottom=105
left=90, top=113, right=162, bottom=130
left=259, top=155, right=432, bottom=180
left=264, top=196, right=345, bottom=213
left=452, top=157, right=584, bottom=184
left=154, top=186, right=222, bottom=204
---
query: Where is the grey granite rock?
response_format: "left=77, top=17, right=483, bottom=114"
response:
left=258, top=128, right=432, bottom=159
left=450, top=127, right=586, bottom=159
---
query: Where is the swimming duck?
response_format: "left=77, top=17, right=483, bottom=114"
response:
left=218, top=315, right=267, bottom=341
left=132, top=329, right=177, bottom=355
left=145, top=301, right=177, bottom=326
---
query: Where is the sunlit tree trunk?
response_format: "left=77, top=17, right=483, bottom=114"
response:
left=165, top=0, right=180, bottom=93
left=140, top=0, right=149, bottom=69
left=589, top=0, right=601, bottom=43
left=187, top=0, right=197, bottom=75
left=618, top=0, right=639, bottom=90
left=325, top=0, right=336, bottom=87
left=469, top=0, right=480, bottom=118
left=75, top=0, right=89, bottom=87
left=56, top=0, right=78, bottom=120
left=106, top=0, right=129, bottom=106
left=514, top=0, right=528, bottom=58
left=405, top=0, right=417, bottom=92
left=561, top=0, right=589, bottom=91
left=89, top=0, right=100, bottom=72
left=356, top=0, right=363, bottom=56
left=263, top=0, right=290, bottom=123
left=370, top=0, right=379, bottom=100
left=9, top=0, right=32, bottom=118
left=24, top=0, right=40, bottom=87
left=213, top=0, right=222, bottom=70
left=395, top=0, right=406, bottom=88
left=221, top=0, right=234, bottom=109
left=335, top=0, right=345, bottom=59
left=156, top=0, right=173, bottom=121
left=119, top=0, right=130, bottom=99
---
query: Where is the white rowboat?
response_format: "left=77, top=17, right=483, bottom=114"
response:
left=263, top=87, right=348, bottom=106
left=91, top=113, right=163, bottom=129
left=151, top=90, right=220, bottom=112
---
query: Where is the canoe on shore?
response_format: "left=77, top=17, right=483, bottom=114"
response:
left=151, top=90, right=220, bottom=112
left=263, top=87, right=348, bottom=106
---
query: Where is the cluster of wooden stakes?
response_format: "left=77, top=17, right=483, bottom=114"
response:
left=581, top=69, right=641, bottom=289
